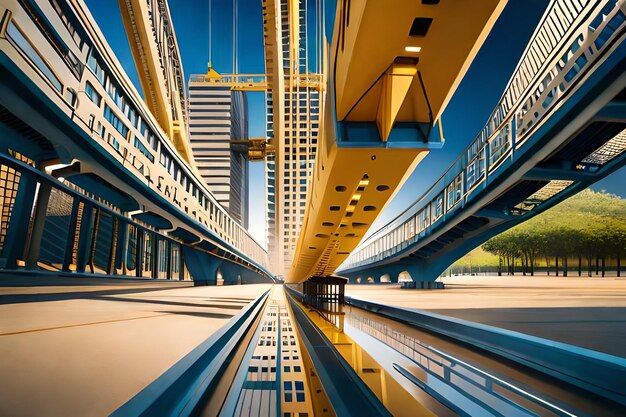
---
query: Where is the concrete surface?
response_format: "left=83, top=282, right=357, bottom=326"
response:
left=0, top=275, right=270, bottom=417
left=346, top=275, right=626, bottom=357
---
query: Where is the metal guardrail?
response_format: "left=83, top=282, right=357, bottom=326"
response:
left=111, top=289, right=270, bottom=417
left=350, top=313, right=579, bottom=417
left=346, top=296, right=626, bottom=407
left=284, top=286, right=392, bottom=417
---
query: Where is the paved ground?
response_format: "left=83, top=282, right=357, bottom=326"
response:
left=0, top=273, right=271, bottom=417
left=346, top=275, right=626, bottom=358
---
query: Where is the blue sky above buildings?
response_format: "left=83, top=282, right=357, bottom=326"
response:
left=85, top=0, right=626, bottom=244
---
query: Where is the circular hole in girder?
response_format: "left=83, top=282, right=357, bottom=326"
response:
left=322, top=222, right=334, bottom=227
left=308, top=246, right=317, bottom=250
left=335, top=185, right=347, bottom=192
left=330, top=206, right=340, bottom=211
left=315, top=233, right=329, bottom=238
left=364, top=205, right=377, bottom=212
left=376, top=185, right=390, bottom=191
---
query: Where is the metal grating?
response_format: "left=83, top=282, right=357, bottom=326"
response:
left=0, top=164, right=21, bottom=251
left=582, top=128, right=626, bottom=165
left=514, top=180, right=573, bottom=213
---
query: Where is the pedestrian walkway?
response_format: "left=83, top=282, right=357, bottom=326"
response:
left=0, top=274, right=270, bottom=417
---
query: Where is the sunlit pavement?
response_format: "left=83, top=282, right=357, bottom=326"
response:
left=0, top=276, right=270, bottom=417
left=346, top=275, right=626, bottom=357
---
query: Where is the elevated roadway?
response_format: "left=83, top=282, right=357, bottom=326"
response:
left=338, top=0, right=626, bottom=283
left=288, top=0, right=507, bottom=283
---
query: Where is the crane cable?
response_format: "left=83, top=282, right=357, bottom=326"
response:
left=233, top=0, right=238, bottom=73
left=208, top=0, right=212, bottom=70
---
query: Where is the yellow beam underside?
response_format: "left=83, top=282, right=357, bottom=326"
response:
left=287, top=144, right=429, bottom=283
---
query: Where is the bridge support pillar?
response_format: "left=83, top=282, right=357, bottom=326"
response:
left=219, top=261, right=242, bottom=285
left=220, top=262, right=272, bottom=284
left=347, top=262, right=446, bottom=288
left=182, top=246, right=220, bottom=286
left=239, top=267, right=269, bottom=284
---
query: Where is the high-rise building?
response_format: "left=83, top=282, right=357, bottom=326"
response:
left=188, top=70, right=249, bottom=228
left=262, top=0, right=323, bottom=276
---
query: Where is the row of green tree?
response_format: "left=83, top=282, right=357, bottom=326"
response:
left=479, top=190, right=626, bottom=276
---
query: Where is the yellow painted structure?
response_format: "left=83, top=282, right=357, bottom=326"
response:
left=189, top=70, right=269, bottom=92
left=118, top=0, right=195, bottom=165
left=287, top=0, right=507, bottom=283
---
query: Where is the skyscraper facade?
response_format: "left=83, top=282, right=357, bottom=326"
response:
left=188, top=74, right=249, bottom=228
left=262, top=0, right=323, bottom=276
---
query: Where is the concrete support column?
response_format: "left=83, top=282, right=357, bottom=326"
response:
left=382, top=264, right=404, bottom=283
left=219, top=261, right=240, bottom=285
left=182, top=245, right=221, bottom=286
left=2, top=173, right=37, bottom=268
left=403, top=263, right=424, bottom=282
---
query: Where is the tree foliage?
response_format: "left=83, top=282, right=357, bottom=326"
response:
left=480, top=190, right=626, bottom=276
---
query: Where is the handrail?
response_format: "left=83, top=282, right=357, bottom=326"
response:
left=347, top=296, right=626, bottom=407
left=111, top=289, right=270, bottom=417
left=285, top=288, right=393, bottom=417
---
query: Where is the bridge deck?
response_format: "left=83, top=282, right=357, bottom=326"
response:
left=0, top=274, right=270, bottom=416
left=346, top=275, right=626, bottom=357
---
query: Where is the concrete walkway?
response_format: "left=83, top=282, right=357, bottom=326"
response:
left=0, top=275, right=270, bottom=417
left=346, top=275, right=626, bottom=358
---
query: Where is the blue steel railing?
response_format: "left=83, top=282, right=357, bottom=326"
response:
left=349, top=313, right=581, bottom=416
left=340, top=0, right=626, bottom=271
left=0, top=153, right=187, bottom=277
left=111, top=289, right=270, bottom=416
left=347, top=297, right=626, bottom=407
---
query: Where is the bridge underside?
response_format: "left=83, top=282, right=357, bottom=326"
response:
left=287, top=0, right=507, bottom=283
left=340, top=28, right=626, bottom=282
left=343, top=108, right=626, bottom=283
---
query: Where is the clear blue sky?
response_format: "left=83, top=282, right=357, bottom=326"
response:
left=85, top=0, right=626, bottom=244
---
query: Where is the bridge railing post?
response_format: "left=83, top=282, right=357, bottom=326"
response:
left=62, top=198, right=81, bottom=272
left=1, top=172, right=37, bottom=269
left=75, top=203, right=95, bottom=274
left=25, top=181, right=52, bottom=269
